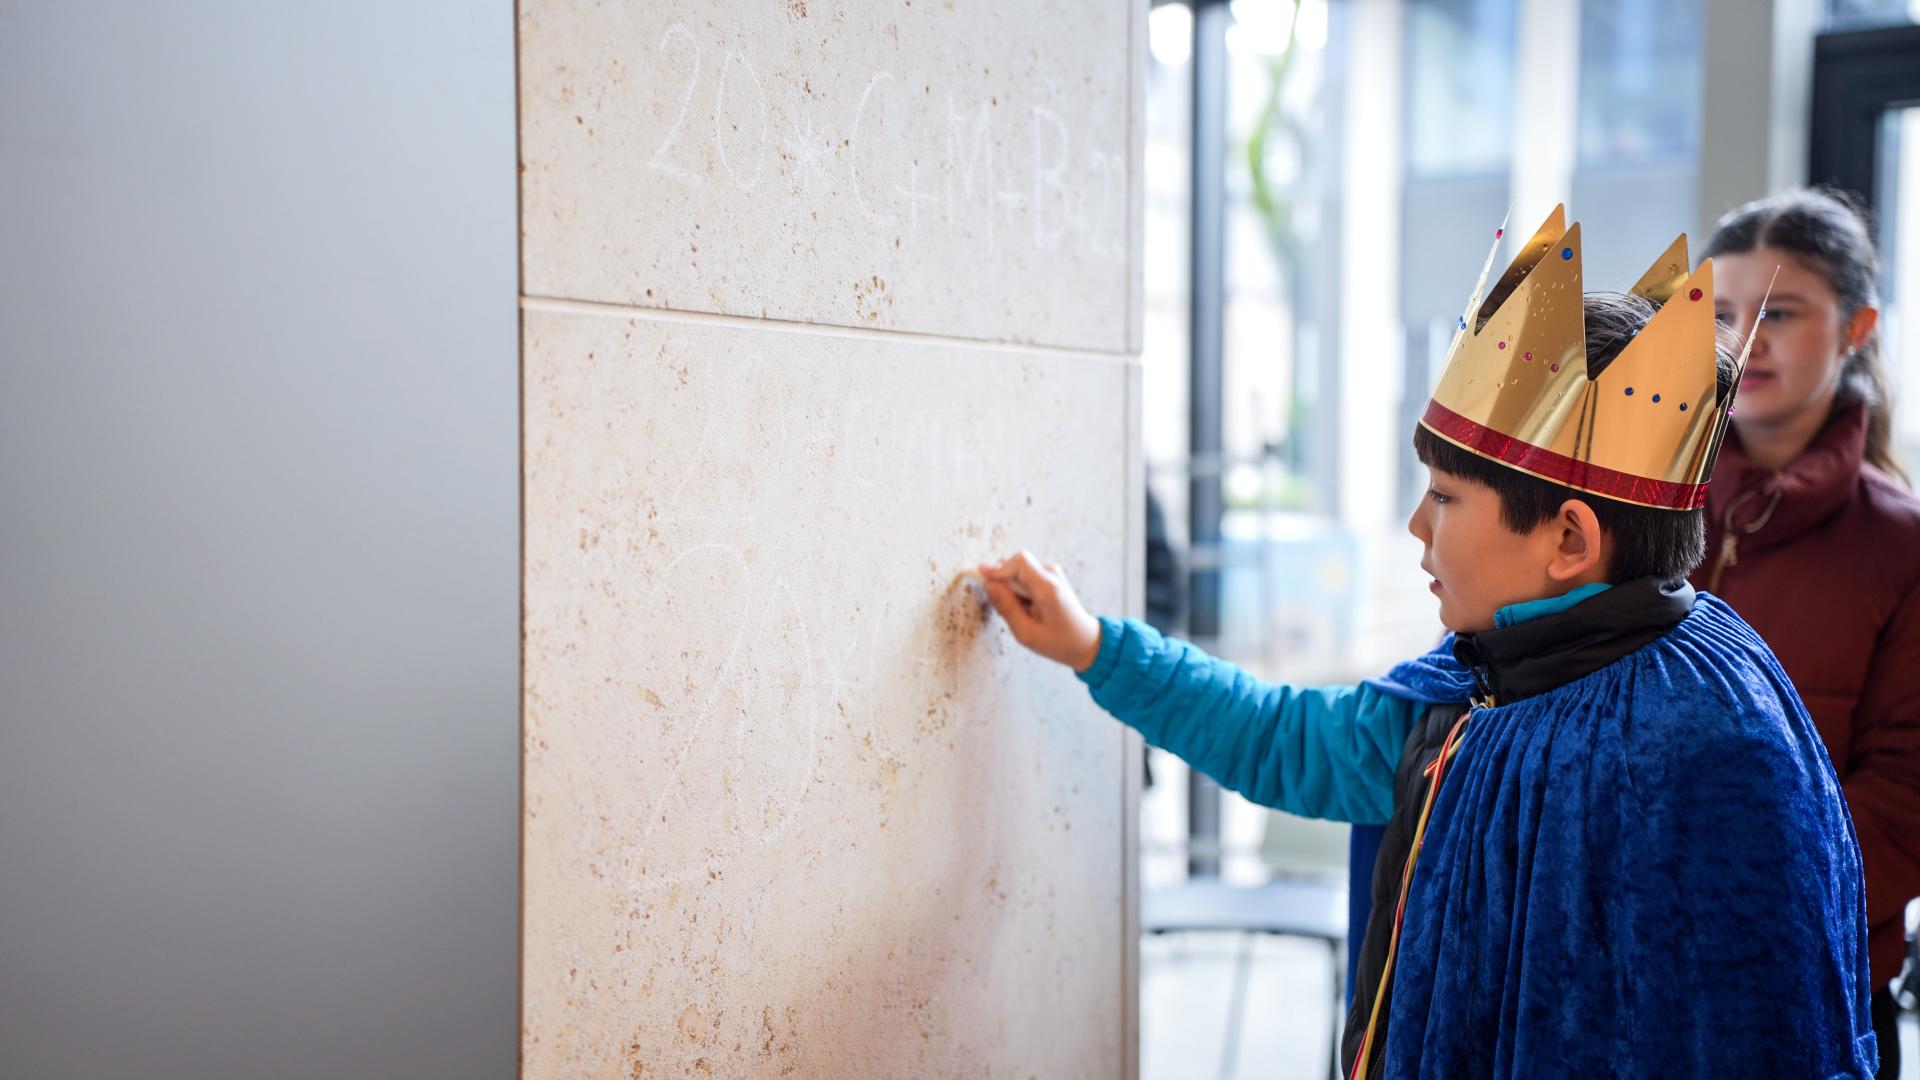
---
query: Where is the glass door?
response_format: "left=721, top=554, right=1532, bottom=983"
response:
left=1811, top=21, right=1920, bottom=473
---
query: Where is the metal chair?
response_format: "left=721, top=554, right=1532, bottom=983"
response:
left=1142, top=813, right=1349, bottom=1080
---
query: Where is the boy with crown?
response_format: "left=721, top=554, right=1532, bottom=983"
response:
left=978, top=207, right=1878, bottom=1077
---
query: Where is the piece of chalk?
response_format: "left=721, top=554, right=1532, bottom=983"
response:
left=963, top=572, right=1033, bottom=602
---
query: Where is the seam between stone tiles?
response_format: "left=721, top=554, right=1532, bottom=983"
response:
left=520, top=294, right=1142, bottom=363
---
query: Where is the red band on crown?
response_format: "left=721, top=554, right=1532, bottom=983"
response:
left=1420, top=400, right=1708, bottom=510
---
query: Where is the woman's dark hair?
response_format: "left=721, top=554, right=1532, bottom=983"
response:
left=1702, top=187, right=1906, bottom=484
left=1412, top=292, right=1738, bottom=584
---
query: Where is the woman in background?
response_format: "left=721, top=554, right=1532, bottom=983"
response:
left=1697, top=188, right=1920, bottom=1078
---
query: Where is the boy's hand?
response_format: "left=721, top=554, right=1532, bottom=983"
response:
left=977, top=552, right=1102, bottom=672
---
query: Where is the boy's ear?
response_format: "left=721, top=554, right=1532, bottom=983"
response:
left=1546, top=498, right=1608, bottom=584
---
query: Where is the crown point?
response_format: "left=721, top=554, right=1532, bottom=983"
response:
left=1429, top=218, right=1728, bottom=509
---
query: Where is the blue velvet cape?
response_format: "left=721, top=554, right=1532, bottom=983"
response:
left=1367, top=594, right=1876, bottom=1078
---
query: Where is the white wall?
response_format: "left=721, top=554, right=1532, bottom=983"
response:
left=517, top=1, right=1147, bottom=1075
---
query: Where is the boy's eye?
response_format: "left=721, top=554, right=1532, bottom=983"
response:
left=1713, top=310, right=1733, bottom=326
left=1427, top=489, right=1451, bottom=505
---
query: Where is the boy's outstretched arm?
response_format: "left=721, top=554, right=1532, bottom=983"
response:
left=978, top=552, right=1418, bottom=825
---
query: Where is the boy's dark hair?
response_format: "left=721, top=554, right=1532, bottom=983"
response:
left=1412, top=291, right=1739, bottom=584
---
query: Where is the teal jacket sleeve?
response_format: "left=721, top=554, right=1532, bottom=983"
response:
left=1077, top=616, right=1419, bottom=825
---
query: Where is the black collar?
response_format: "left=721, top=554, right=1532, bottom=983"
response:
left=1452, top=577, right=1696, bottom=705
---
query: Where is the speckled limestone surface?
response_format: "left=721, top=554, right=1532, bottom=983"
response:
left=522, top=307, right=1132, bottom=1077
left=518, top=1, right=1135, bottom=351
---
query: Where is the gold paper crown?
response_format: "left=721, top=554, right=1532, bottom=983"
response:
left=1420, top=205, right=1762, bottom=511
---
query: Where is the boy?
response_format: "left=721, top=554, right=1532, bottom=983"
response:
left=980, top=209, right=1877, bottom=1078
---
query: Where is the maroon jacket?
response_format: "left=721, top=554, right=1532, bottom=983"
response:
left=1691, top=402, right=1920, bottom=987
